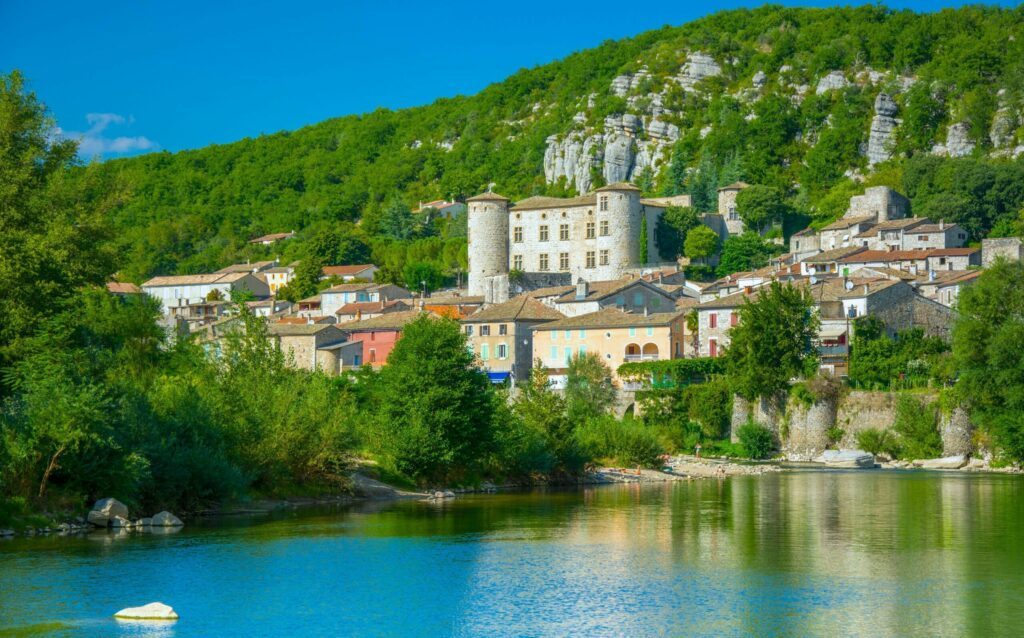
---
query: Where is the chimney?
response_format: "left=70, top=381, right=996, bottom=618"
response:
left=576, top=278, right=589, bottom=300
left=929, top=270, right=935, bottom=282
left=658, top=272, right=664, bottom=284
left=356, top=309, right=362, bottom=321
left=644, top=306, right=649, bottom=317
left=744, top=286, right=753, bottom=294
left=863, top=284, right=869, bottom=295
left=939, top=219, right=945, bottom=230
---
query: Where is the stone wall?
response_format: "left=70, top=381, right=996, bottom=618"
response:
left=982, top=237, right=1024, bottom=268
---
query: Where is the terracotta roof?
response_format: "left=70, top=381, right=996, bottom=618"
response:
left=802, top=246, right=868, bottom=264
left=698, top=287, right=762, bottom=309
left=249, top=232, right=295, bottom=243
left=912, top=223, right=961, bottom=233
left=298, top=294, right=322, bottom=304
left=793, top=228, right=815, bottom=237
left=595, top=182, right=641, bottom=192
left=143, top=272, right=252, bottom=287
left=917, top=270, right=982, bottom=287
left=535, top=307, right=685, bottom=330
left=463, top=296, right=564, bottom=323
left=717, top=181, right=750, bottom=191
left=106, top=282, right=140, bottom=294
left=839, top=247, right=978, bottom=263
left=511, top=194, right=596, bottom=210
left=854, top=217, right=928, bottom=237
left=215, top=261, right=276, bottom=274
left=466, top=191, right=510, bottom=202
left=322, top=264, right=377, bottom=277
left=335, top=300, right=410, bottom=315
left=320, top=283, right=376, bottom=293
left=337, top=309, right=425, bottom=331
left=423, top=295, right=484, bottom=306
left=276, top=316, right=334, bottom=325
left=524, top=285, right=574, bottom=298
left=554, top=278, right=669, bottom=304
left=836, top=278, right=903, bottom=299
left=268, top=323, right=342, bottom=337
left=821, top=215, right=875, bottom=231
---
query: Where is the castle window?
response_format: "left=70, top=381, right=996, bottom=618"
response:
left=559, top=253, right=569, bottom=271
left=599, top=250, right=609, bottom=266
left=728, top=207, right=739, bottom=221
left=512, top=254, right=523, bottom=270
left=559, top=224, right=569, bottom=241
left=599, top=196, right=608, bottom=212
left=585, top=251, right=596, bottom=268
left=586, top=222, right=595, bottom=239
left=539, top=254, right=549, bottom=271
left=600, top=220, right=609, bottom=236
left=539, top=226, right=549, bottom=242
left=513, top=226, right=523, bottom=242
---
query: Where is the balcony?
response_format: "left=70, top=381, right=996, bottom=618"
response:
left=624, top=355, right=660, bottom=362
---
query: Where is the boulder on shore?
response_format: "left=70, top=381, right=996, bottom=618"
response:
left=151, top=511, right=183, bottom=527
left=87, top=510, right=110, bottom=528
left=114, top=602, right=178, bottom=620
left=914, top=455, right=968, bottom=470
left=814, top=450, right=876, bottom=469
left=109, top=516, right=131, bottom=528
left=92, top=498, right=129, bottom=520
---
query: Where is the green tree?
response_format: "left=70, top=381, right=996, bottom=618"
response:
left=281, top=256, right=324, bottom=301
left=725, top=282, right=819, bottom=400
left=564, top=352, right=616, bottom=422
left=370, top=315, right=495, bottom=483
left=736, top=185, right=788, bottom=233
left=402, top=261, right=444, bottom=293
left=655, top=206, right=700, bottom=261
left=0, top=71, right=118, bottom=366
left=684, top=226, right=720, bottom=263
left=304, top=223, right=370, bottom=266
left=716, top=232, right=781, bottom=276
left=379, top=197, right=416, bottom=241
left=639, top=215, right=649, bottom=264
left=513, top=365, right=587, bottom=473
left=952, top=260, right=1024, bottom=461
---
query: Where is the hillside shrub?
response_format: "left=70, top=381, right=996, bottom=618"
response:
left=575, top=416, right=664, bottom=468
left=738, top=421, right=775, bottom=459
left=856, top=428, right=900, bottom=457
left=892, top=395, right=942, bottom=460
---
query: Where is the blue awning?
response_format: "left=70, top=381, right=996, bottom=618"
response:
left=486, top=371, right=511, bottom=384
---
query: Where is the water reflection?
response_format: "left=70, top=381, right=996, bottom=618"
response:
left=2, top=471, right=1023, bottom=637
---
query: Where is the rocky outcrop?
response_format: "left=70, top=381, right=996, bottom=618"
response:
left=933, top=122, right=975, bottom=157
left=676, top=52, right=722, bottom=91
left=114, top=602, right=179, bottom=620
left=610, top=68, right=651, bottom=97
left=816, top=70, right=850, bottom=95
left=940, top=407, right=974, bottom=457
left=88, top=498, right=129, bottom=527
left=752, top=70, right=767, bottom=88
left=867, top=92, right=899, bottom=166
left=990, top=107, right=1018, bottom=149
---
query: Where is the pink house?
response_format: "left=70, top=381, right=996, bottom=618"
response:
left=337, top=310, right=422, bottom=368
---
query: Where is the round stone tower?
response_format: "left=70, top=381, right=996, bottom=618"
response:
left=466, top=191, right=511, bottom=297
left=597, top=182, right=643, bottom=280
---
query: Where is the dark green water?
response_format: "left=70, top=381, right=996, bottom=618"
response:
left=2, top=470, right=1023, bottom=637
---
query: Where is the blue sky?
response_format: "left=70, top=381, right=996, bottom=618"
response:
left=1, top=1, right=1012, bottom=158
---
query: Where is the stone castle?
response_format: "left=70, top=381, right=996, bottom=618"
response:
left=466, top=183, right=691, bottom=300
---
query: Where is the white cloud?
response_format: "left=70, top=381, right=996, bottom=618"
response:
left=58, top=112, right=158, bottom=157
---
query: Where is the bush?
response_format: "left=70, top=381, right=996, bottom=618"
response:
left=856, top=428, right=900, bottom=457
left=892, top=395, right=942, bottom=460
left=575, top=416, right=664, bottom=468
left=738, top=421, right=775, bottom=459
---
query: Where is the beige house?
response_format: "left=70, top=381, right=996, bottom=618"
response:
left=263, top=265, right=296, bottom=293
left=532, top=308, right=690, bottom=387
left=267, top=323, right=358, bottom=374
left=461, top=296, right=564, bottom=383
left=553, top=278, right=677, bottom=317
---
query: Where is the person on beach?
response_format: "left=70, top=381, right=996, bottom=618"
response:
left=695, top=443, right=702, bottom=459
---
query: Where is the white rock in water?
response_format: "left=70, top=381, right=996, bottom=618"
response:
left=87, top=510, right=110, bottom=527
left=114, top=602, right=179, bottom=620
left=151, top=511, right=184, bottom=527
left=914, top=455, right=968, bottom=470
left=814, top=449, right=876, bottom=468
left=92, top=498, right=129, bottom=520
left=109, top=516, right=131, bottom=528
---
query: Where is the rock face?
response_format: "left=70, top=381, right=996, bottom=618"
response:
left=752, top=70, right=767, bottom=88
left=814, top=450, right=876, bottom=468
left=867, top=93, right=899, bottom=166
left=816, top=70, right=850, bottom=95
left=676, top=52, right=721, bottom=91
left=940, top=407, right=974, bottom=457
left=991, top=107, right=1018, bottom=149
left=610, top=68, right=651, bottom=97
left=151, top=511, right=184, bottom=527
left=914, top=455, right=969, bottom=470
left=114, top=602, right=179, bottom=620
left=934, top=122, right=975, bottom=157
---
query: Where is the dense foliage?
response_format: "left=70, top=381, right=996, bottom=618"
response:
left=848, top=316, right=950, bottom=389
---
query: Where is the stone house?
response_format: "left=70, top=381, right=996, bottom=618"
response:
left=789, top=228, right=821, bottom=261
left=245, top=298, right=293, bottom=318
left=717, top=182, right=749, bottom=235
left=900, top=221, right=968, bottom=251
left=915, top=270, right=981, bottom=307
left=142, top=272, right=270, bottom=316
left=552, top=278, right=677, bottom=317
left=267, top=323, right=358, bottom=374
left=336, top=310, right=423, bottom=368
left=819, top=217, right=876, bottom=251
left=319, top=283, right=411, bottom=317
left=531, top=308, right=690, bottom=387
left=982, top=237, right=1024, bottom=267
left=845, top=186, right=910, bottom=222
left=799, top=246, right=868, bottom=276
left=838, top=248, right=980, bottom=274
left=854, top=218, right=929, bottom=250
left=461, top=296, right=564, bottom=384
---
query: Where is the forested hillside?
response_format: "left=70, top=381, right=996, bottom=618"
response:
left=87, top=4, right=1024, bottom=281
